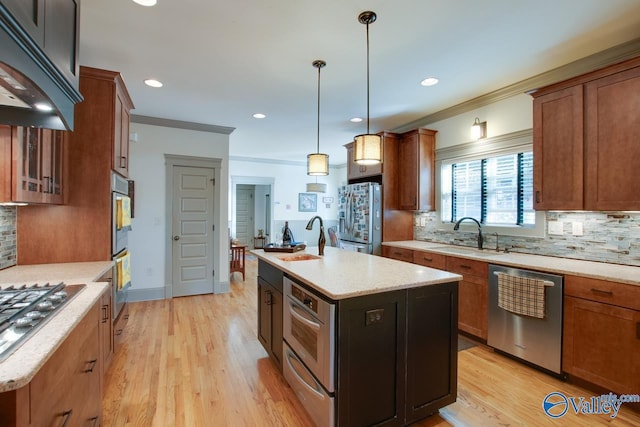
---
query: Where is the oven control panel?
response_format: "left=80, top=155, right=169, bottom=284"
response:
left=291, top=285, right=318, bottom=315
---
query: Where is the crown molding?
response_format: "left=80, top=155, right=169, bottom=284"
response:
left=393, top=37, right=640, bottom=133
left=131, top=114, right=235, bottom=135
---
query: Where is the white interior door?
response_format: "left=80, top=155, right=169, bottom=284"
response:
left=171, top=166, right=215, bottom=297
left=235, top=184, right=254, bottom=247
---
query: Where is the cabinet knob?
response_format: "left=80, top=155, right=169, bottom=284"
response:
left=173, top=235, right=180, bottom=241
left=535, top=191, right=541, bottom=204
left=84, top=359, right=98, bottom=373
left=61, top=410, right=73, bottom=427
left=120, top=156, right=127, bottom=168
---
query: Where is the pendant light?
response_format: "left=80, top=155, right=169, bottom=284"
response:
left=307, top=60, right=329, bottom=176
left=353, top=11, right=382, bottom=165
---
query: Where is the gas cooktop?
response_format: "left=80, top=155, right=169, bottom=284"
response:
left=0, top=282, right=85, bottom=361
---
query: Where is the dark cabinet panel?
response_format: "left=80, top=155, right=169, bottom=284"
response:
left=43, top=0, right=79, bottom=86
left=257, top=260, right=284, bottom=371
left=337, top=290, right=406, bottom=427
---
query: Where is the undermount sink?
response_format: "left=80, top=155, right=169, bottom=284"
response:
left=276, top=254, right=322, bottom=261
left=435, top=246, right=503, bottom=258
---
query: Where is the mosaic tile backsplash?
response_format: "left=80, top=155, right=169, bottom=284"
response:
left=0, top=206, right=17, bottom=270
left=414, top=211, right=640, bottom=267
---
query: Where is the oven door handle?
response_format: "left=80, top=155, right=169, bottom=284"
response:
left=285, top=347, right=325, bottom=399
left=288, top=301, right=321, bottom=331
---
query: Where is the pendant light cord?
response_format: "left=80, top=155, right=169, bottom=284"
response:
left=366, top=20, right=371, bottom=134
left=317, top=64, right=321, bottom=154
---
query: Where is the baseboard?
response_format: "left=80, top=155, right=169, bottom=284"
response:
left=127, top=281, right=231, bottom=302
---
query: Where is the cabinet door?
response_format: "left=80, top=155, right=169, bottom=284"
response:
left=100, top=289, right=114, bottom=383
left=532, top=85, right=584, bottom=210
left=337, top=290, right=406, bottom=427
left=345, top=142, right=382, bottom=180
left=397, top=130, right=436, bottom=211
left=406, top=283, right=457, bottom=424
left=257, top=279, right=272, bottom=355
left=563, top=296, right=640, bottom=394
left=13, top=126, right=44, bottom=203
left=40, top=129, right=66, bottom=204
left=270, top=287, right=283, bottom=369
left=584, top=65, right=640, bottom=210
left=446, top=256, right=488, bottom=340
left=113, top=93, right=126, bottom=176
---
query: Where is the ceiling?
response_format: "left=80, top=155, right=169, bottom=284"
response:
left=78, top=0, right=640, bottom=165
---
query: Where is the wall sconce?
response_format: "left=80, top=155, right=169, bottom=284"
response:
left=471, top=117, right=487, bottom=140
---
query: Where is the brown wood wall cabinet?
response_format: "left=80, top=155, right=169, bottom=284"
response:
left=0, top=126, right=68, bottom=205
left=0, top=293, right=104, bottom=427
left=531, top=55, right=640, bottom=211
left=563, top=275, right=640, bottom=394
left=17, top=66, right=134, bottom=264
left=397, top=128, right=436, bottom=211
left=346, top=128, right=436, bottom=243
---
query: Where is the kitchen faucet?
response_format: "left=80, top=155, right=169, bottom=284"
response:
left=305, top=216, right=326, bottom=256
left=453, top=217, right=483, bottom=250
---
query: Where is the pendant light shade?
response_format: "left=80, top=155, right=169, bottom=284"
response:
left=307, top=60, right=329, bottom=176
left=307, top=153, right=329, bottom=175
left=354, top=11, right=382, bottom=165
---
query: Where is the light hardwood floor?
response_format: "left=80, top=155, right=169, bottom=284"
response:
left=103, top=258, right=640, bottom=426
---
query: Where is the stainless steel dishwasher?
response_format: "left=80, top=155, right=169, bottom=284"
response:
left=487, top=264, right=564, bottom=375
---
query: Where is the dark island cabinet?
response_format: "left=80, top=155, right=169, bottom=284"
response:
left=257, top=260, right=284, bottom=371
left=336, top=282, right=458, bottom=426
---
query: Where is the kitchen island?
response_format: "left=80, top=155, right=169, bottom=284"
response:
left=254, top=247, right=462, bottom=427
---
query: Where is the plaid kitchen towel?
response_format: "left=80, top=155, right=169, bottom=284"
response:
left=496, top=272, right=553, bottom=319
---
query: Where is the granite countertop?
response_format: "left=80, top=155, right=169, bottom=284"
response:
left=0, top=261, right=113, bottom=392
left=252, top=246, right=462, bottom=300
left=382, top=241, right=640, bottom=286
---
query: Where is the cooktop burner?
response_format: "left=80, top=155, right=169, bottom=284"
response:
left=0, top=282, right=85, bottom=361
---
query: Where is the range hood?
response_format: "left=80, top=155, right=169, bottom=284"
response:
left=0, top=3, right=82, bottom=130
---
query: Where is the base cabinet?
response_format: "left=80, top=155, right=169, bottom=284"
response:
left=336, top=282, right=458, bottom=426
left=257, top=260, right=284, bottom=371
left=0, top=296, right=103, bottom=426
left=563, top=276, right=640, bottom=395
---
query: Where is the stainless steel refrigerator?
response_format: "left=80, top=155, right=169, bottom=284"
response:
left=337, top=182, right=382, bottom=254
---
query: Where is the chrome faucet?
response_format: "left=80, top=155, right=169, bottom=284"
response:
left=453, top=217, right=483, bottom=250
left=305, top=216, right=326, bottom=256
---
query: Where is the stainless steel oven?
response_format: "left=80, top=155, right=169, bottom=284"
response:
left=112, top=172, right=131, bottom=319
left=283, top=276, right=336, bottom=392
left=283, top=276, right=336, bottom=426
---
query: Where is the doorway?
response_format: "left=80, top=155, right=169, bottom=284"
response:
left=231, top=176, right=274, bottom=249
left=235, top=184, right=254, bottom=247
left=165, top=155, right=223, bottom=298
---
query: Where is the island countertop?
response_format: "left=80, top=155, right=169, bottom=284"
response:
left=252, top=246, right=462, bottom=300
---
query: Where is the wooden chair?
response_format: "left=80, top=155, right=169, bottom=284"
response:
left=230, top=244, right=246, bottom=281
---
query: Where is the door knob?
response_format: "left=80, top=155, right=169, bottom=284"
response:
left=173, top=235, right=180, bottom=241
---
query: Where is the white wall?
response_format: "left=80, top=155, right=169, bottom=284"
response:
left=427, top=94, right=533, bottom=149
left=127, top=122, right=230, bottom=300
left=229, top=159, right=346, bottom=241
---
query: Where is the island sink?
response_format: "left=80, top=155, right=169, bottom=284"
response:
left=276, top=254, right=322, bottom=262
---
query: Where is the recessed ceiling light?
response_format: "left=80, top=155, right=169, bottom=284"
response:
left=144, top=78, right=163, bottom=88
left=132, top=0, right=157, bottom=6
left=253, top=113, right=266, bottom=119
left=34, top=102, right=53, bottom=112
left=421, top=77, right=439, bottom=87
left=350, top=117, right=363, bottom=123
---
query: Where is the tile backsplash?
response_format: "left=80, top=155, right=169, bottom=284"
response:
left=414, top=211, right=640, bottom=267
left=0, top=206, right=17, bottom=269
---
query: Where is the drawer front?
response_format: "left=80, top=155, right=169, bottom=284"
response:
left=445, top=256, right=488, bottom=278
left=565, top=275, right=640, bottom=310
left=382, top=246, right=413, bottom=263
left=412, top=251, right=446, bottom=269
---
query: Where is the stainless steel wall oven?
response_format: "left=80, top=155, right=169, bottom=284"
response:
left=111, top=172, right=131, bottom=319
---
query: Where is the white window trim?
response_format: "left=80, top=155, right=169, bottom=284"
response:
left=433, top=129, right=545, bottom=238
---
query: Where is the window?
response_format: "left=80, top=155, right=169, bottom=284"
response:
left=441, top=151, right=534, bottom=226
